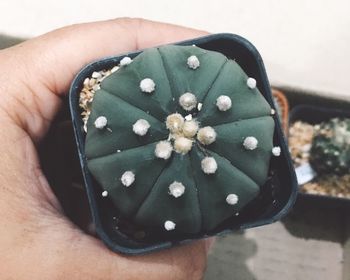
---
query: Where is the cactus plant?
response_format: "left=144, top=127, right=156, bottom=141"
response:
left=84, top=45, right=278, bottom=234
left=310, top=118, right=350, bottom=175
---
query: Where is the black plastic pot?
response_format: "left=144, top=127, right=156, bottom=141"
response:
left=289, top=104, right=350, bottom=207
left=69, top=33, right=298, bottom=255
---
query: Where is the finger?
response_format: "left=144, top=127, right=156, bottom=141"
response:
left=24, top=17, right=209, bottom=94
left=0, top=18, right=208, bottom=140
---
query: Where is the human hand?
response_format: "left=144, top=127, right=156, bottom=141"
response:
left=0, top=18, right=213, bottom=279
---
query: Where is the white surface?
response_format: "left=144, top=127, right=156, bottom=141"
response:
left=1, top=0, right=350, bottom=99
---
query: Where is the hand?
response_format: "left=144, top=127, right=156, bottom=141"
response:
left=0, top=18, right=213, bottom=280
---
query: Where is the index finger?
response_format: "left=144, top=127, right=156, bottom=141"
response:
left=0, top=18, right=208, bottom=140
left=12, top=18, right=208, bottom=94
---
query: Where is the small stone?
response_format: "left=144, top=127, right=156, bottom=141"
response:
left=243, top=136, right=258, bottom=150
left=133, top=119, right=150, bottom=136
left=111, top=66, right=119, bottom=73
left=301, top=144, right=311, bottom=153
left=187, top=55, right=200, bottom=69
left=174, top=137, right=193, bottom=154
left=92, top=71, right=102, bottom=79
left=169, top=181, right=185, bottom=198
left=92, top=84, right=100, bottom=91
left=216, top=95, right=232, bottom=111
left=182, top=120, right=199, bottom=138
left=197, top=102, right=203, bottom=111
left=272, top=146, right=281, bottom=156
left=164, top=220, right=176, bottom=231
left=117, top=149, right=121, bottom=153
left=201, top=157, right=218, bottom=174
left=120, top=56, right=132, bottom=66
left=155, top=141, right=173, bottom=159
left=89, top=78, right=96, bottom=87
left=179, top=92, right=197, bottom=111
left=247, top=77, right=257, bottom=89
left=102, top=190, right=108, bottom=197
left=121, top=171, right=135, bottom=187
left=83, top=78, right=90, bottom=86
left=197, top=126, right=216, bottom=145
left=94, top=116, right=108, bottom=129
left=166, top=113, right=184, bottom=133
left=140, top=78, right=155, bottom=93
left=226, top=194, right=239, bottom=205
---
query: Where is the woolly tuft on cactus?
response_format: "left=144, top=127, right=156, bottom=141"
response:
left=84, top=45, right=275, bottom=234
left=310, top=118, right=350, bottom=175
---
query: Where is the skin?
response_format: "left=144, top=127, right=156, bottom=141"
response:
left=0, top=18, right=213, bottom=280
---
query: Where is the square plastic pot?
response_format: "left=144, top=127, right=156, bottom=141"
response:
left=289, top=104, right=350, bottom=207
left=69, top=33, right=298, bottom=255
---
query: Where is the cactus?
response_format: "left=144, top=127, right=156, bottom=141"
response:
left=84, top=45, right=277, bottom=234
left=310, top=118, right=350, bottom=175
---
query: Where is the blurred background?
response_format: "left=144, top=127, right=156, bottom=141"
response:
left=1, top=0, right=350, bottom=101
left=1, top=1, right=350, bottom=279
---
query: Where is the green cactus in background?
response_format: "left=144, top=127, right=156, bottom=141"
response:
left=84, top=45, right=278, bottom=234
left=310, top=118, right=350, bottom=175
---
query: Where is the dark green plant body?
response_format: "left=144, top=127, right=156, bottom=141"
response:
left=84, top=45, right=276, bottom=234
left=310, top=118, right=350, bottom=175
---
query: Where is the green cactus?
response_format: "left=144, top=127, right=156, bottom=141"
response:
left=84, top=45, right=277, bottom=234
left=310, top=118, right=350, bottom=175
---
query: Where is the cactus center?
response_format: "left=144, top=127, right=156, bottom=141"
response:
left=165, top=112, right=215, bottom=155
